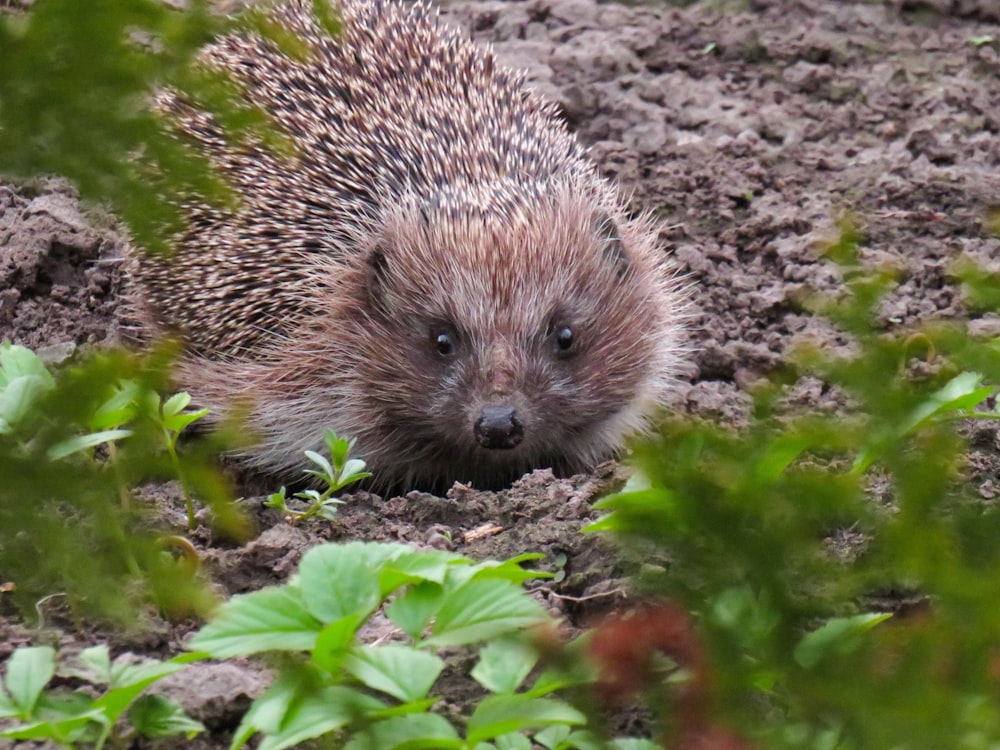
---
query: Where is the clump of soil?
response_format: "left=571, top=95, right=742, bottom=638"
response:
left=2, top=0, right=1000, bottom=747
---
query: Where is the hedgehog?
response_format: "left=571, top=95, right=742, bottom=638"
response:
left=130, top=0, right=687, bottom=491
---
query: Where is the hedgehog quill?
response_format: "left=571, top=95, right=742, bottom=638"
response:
left=130, top=0, right=687, bottom=490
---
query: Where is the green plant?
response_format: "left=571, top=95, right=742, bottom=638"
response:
left=1, top=344, right=211, bottom=522
left=588, top=230, right=1000, bottom=749
left=0, top=344, right=244, bottom=622
left=0, top=0, right=340, bottom=251
left=186, top=540, right=612, bottom=750
left=265, top=429, right=372, bottom=522
left=149, top=390, right=210, bottom=527
left=0, top=644, right=202, bottom=748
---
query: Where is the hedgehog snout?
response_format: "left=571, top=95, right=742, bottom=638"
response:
left=474, top=404, right=524, bottom=450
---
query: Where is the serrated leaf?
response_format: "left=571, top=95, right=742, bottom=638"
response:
left=344, top=644, right=444, bottom=703
left=129, top=694, right=205, bottom=738
left=255, top=685, right=384, bottom=750
left=471, top=640, right=537, bottom=694
left=458, top=555, right=550, bottom=586
left=387, top=581, right=445, bottom=639
left=466, top=696, right=586, bottom=745
left=190, top=586, right=323, bottom=658
left=3, top=646, right=55, bottom=716
left=342, top=713, right=463, bottom=750
left=47, top=428, right=133, bottom=460
left=298, top=543, right=386, bottom=623
left=380, top=549, right=464, bottom=595
left=425, top=580, right=548, bottom=647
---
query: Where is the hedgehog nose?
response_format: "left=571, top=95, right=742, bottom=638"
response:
left=474, top=405, right=524, bottom=450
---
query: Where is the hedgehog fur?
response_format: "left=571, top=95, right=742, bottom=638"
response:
left=130, top=0, right=687, bottom=490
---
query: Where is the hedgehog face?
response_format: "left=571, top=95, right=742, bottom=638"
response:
left=350, top=190, right=669, bottom=488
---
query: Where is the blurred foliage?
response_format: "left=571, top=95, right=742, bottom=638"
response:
left=0, top=644, right=203, bottom=747
left=591, top=228, right=1000, bottom=749
left=0, top=0, right=234, bottom=250
left=0, top=344, right=249, bottom=624
left=0, top=0, right=336, bottom=251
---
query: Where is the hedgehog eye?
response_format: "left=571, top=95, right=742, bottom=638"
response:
left=431, top=327, right=457, bottom=358
left=548, top=322, right=577, bottom=358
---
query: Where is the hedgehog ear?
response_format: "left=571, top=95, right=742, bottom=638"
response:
left=594, top=212, right=629, bottom=279
left=365, top=246, right=392, bottom=314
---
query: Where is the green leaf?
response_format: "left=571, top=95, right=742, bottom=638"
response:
left=900, top=372, right=994, bottom=435
left=380, top=550, right=464, bottom=595
left=162, top=391, right=192, bottom=417
left=0, top=708, right=106, bottom=742
left=609, top=740, right=664, bottom=750
left=128, top=694, right=205, bottom=738
left=534, top=725, right=571, bottom=749
left=343, top=713, right=463, bottom=750
left=343, top=644, right=444, bottom=703
left=340, top=458, right=368, bottom=480
left=190, top=586, right=323, bottom=658
left=255, top=686, right=384, bottom=750
left=495, top=731, right=534, bottom=750
left=0, top=344, right=52, bottom=386
left=311, top=614, right=361, bottom=673
left=230, top=670, right=302, bottom=747
left=472, top=640, right=537, bottom=695
left=0, top=374, right=52, bottom=428
left=297, top=543, right=387, bottom=623
left=425, top=580, right=549, bottom=647
left=387, top=581, right=445, bottom=639
left=3, top=646, right=55, bottom=717
left=467, top=696, right=586, bottom=745
left=57, top=645, right=113, bottom=685
left=304, top=449, right=335, bottom=480
left=327, top=429, right=350, bottom=467
left=0, top=688, right=17, bottom=719
left=47, top=428, right=133, bottom=460
left=794, top=612, right=892, bottom=669
left=89, top=381, right=140, bottom=430
left=95, top=657, right=187, bottom=723
left=162, top=408, right=210, bottom=433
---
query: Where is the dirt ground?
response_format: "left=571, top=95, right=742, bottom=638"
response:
left=3, top=0, right=1000, bottom=746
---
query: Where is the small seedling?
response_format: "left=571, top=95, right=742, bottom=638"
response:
left=146, top=390, right=210, bottom=527
left=265, top=428, right=371, bottom=522
left=0, top=644, right=203, bottom=748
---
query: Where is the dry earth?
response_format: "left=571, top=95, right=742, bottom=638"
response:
left=2, top=0, right=1000, bottom=746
